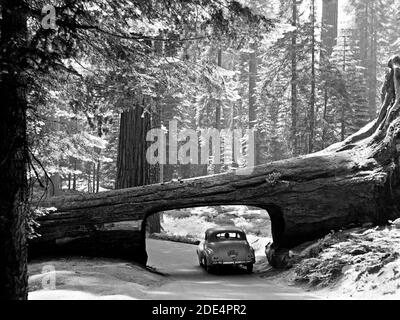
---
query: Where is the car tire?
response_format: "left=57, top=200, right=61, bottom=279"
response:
left=203, top=257, right=212, bottom=273
left=246, top=263, right=253, bottom=274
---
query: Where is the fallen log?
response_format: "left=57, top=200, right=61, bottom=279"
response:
left=29, top=56, right=400, bottom=268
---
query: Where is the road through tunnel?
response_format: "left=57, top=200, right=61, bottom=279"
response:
left=141, top=205, right=284, bottom=271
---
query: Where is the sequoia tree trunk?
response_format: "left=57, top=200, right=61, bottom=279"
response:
left=115, top=103, right=161, bottom=234
left=30, top=57, right=400, bottom=269
left=308, top=0, right=316, bottom=154
left=115, top=106, right=151, bottom=189
left=0, top=0, right=28, bottom=300
left=291, top=0, right=299, bottom=156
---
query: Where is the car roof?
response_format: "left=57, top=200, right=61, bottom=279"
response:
left=205, top=226, right=245, bottom=235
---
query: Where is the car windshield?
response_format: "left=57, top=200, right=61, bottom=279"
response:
left=214, top=232, right=245, bottom=241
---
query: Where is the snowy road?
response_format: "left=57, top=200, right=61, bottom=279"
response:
left=28, top=239, right=319, bottom=300
left=145, top=239, right=318, bottom=300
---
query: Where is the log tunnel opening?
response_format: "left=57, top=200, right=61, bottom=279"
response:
left=140, top=204, right=285, bottom=270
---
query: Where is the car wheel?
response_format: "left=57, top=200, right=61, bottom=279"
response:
left=198, top=254, right=203, bottom=267
left=203, top=257, right=212, bottom=273
left=246, top=263, right=253, bottom=274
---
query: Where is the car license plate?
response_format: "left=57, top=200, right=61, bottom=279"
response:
left=228, top=250, right=238, bottom=257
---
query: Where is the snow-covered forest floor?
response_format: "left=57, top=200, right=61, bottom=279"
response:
left=28, top=257, right=167, bottom=300
left=288, top=221, right=400, bottom=299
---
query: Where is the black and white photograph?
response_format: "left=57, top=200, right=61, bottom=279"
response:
left=1, top=0, right=400, bottom=306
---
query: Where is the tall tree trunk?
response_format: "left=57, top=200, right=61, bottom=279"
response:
left=321, top=0, right=339, bottom=147
left=308, top=0, right=316, bottom=154
left=368, top=1, right=378, bottom=120
left=147, top=102, right=161, bottom=233
left=115, top=103, right=161, bottom=233
left=48, top=173, right=62, bottom=197
left=72, top=159, right=77, bottom=191
left=92, top=162, right=96, bottom=193
left=340, top=35, right=349, bottom=142
left=215, top=49, right=222, bottom=174
left=291, top=0, right=299, bottom=156
left=248, top=43, right=257, bottom=129
left=96, top=160, right=100, bottom=193
left=115, top=105, right=151, bottom=189
left=0, top=0, right=28, bottom=300
left=249, top=41, right=258, bottom=165
left=216, top=49, right=222, bottom=132
left=358, top=1, right=377, bottom=121
left=321, top=0, right=338, bottom=58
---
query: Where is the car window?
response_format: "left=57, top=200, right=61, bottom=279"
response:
left=215, top=232, right=244, bottom=241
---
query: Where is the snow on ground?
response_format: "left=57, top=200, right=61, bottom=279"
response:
left=160, top=206, right=272, bottom=256
left=287, top=221, right=400, bottom=300
left=28, top=257, right=167, bottom=300
left=161, top=214, right=218, bottom=239
left=28, top=205, right=400, bottom=300
left=28, top=240, right=317, bottom=300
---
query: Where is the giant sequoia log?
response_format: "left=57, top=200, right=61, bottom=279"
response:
left=30, top=57, right=400, bottom=267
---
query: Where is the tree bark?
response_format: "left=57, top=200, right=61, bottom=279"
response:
left=115, top=105, right=151, bottom=189
left=321, top=0, right=338, bottom=58
left=73, top=159, right=77, bottom=190
left=368, top=1, right=378, bottom=120
left=248, top=44, right=257, bottom=128
left=96, top=160, right=100, bottom=193
left=48, top=174, right=62, bottom=197
left=115, top=102, right=161, bottom=233
left=215, top=48, right=222, bottom=174
left=358, top=1, right=378, bottom=120
left=291, top=0, right=299, bottom=156
left=321, top=0, right=339, bottom=147
left=249, top=41, right=260, bottom=165
left=308, top=0, right=316, bottom=153
left=92, top=162, right=96, bottom=193
left=0, top=0, right=28, bottom=300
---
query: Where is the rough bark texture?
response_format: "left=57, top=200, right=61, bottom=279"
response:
left=30, top=57, right=400, bottom=268
left=321, top=0, right=338, bottom=58
left=115, top=103, right=161, bottom=234
left=308, top=0, right=316, bottom=153
left=115, top=105, right=151, bottom=189
left=0, top=0, right=28, bottom=300
left=248, top=42, right=259, bottom=165
left=291, top=0, right=299, bottom=156
left=320, top=0, right=338, bottom=146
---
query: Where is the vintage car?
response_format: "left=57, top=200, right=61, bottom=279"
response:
left=196, top=227, right=256, bottom=273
